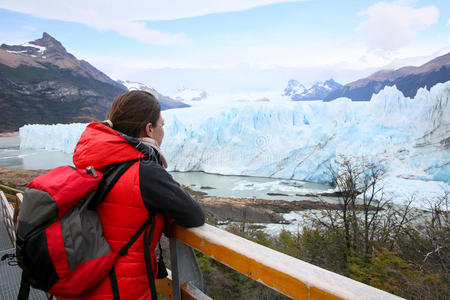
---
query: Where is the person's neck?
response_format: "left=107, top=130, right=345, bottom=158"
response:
left=139, top=137, right=168, bottom=168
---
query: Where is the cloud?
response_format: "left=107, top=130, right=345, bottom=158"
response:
left=357, top=1, right=439, bottom=51
left=109, top=21, right=190, bottom=46
left=83, top=39, right=393, bottom=78
left=0, top=0, right=300, bottom=46
left=447, top=19, right=450, bottom=27
left=22, top=25, right=37, bottom=31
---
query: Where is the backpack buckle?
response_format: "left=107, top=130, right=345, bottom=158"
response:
left=86, top=166, right=98, bottom=178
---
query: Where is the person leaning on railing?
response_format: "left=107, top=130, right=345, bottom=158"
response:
left=65, top=90, right=205, bottom=300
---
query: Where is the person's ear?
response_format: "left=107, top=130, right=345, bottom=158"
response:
left=145, top=122, right=153, bottom=137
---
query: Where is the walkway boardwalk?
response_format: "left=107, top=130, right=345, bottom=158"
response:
left=0, top=209, right=47, bottom=300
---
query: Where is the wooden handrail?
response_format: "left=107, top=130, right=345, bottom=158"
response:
left=0, top=184, right=23, bottom=204
left=170, top=224, right=404, bottom=300
left=1, top=191, right=17, bottom=246
left=0, top=183, right=23, bottom=194
left=156, top=269, right=211, bottom=300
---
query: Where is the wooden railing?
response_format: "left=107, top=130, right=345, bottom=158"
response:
left=0, top=184, right=22, bottom=246
left=1, top=185, right=404, bottom=300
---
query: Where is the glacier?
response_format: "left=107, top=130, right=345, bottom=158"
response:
left=20, top=82, right=450, bottom=203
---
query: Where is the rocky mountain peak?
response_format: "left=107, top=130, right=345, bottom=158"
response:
left=0, top=32, right=70, bottom=60
left=325, top=51, right=450, bottom=101
left=118, top=80, right=189, bottom=110
left=322, top=78, right=342, bottom=90
left=0, top=33, right=190, bottom=132
left=283, top=80, right=306, bottom=97
left=32, top=32, right=66, bottom=53
left=284, top=78, right=342, bottom=101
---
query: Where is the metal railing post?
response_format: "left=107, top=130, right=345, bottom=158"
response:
left=169, top=237, right=204, bottom=300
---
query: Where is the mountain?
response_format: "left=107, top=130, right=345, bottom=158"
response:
left=0, top=33, right=128, bottom=132
left=325, top=52, right=450, bottom=101
left=118, top=80, right=189, bottom=110
left=283, top=80, right=307, bottom=98
left=0, top=33, right=187, bottom=132
left=174, top=88, right=208, bottom=101
left=283, top=79, right=342, bottom=101
left=0, top=33, right=124, bottom=89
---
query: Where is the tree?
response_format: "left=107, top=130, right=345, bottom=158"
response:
left=321, top=156, right=389, bottom=262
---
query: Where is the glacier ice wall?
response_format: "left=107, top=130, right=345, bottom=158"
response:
left=20, top=123, right=87, bottom=153
left=162, top=82, right=449, bottom=185
left=20, top=82, right=450, bottom=198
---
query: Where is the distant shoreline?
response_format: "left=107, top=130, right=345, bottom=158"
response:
left=0, top=131, right=19, bottom=137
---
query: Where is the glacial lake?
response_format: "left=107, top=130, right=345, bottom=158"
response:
left=0, top=136, right=332, bottom=202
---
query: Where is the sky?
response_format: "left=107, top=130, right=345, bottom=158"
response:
left=0, top=0, right=449, bottom=96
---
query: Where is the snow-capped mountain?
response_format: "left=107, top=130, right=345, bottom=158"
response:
left=119, top=80, right=155, bottom=92
left=326, top=52, right=450, bottom=101
left=0, top=32, right=123, bottom=88
left=174, top=88, right=208, bottom=102
left=284, top=79, right=342, bottom=101
left=118, top=80, right=189, bottom=110
left=283, top=80, right=307, bottom=97
left=0, top=32, right=127, bottom=132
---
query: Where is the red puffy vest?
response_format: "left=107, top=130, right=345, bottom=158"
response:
left=69, top=122, right=166, bottom=300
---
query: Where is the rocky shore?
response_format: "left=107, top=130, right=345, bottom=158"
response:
left=0, top=167, right=47, bottom=187
left=0, top=131, right=19, bottom=137
left=198, top=196, right=346, bottom=225
left=180, top=186, right=347, bottom=225
left=0, top=167, right=344, bottom=225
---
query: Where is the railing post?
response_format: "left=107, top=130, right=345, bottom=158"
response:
left=1, top=191, right=16, bottom=246
left=169, top=237, right=204, bottom=300
left=14, top=193, right=23, bottom=224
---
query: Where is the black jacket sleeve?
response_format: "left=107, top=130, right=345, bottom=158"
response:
left=139, top=161, right=205, bottom=227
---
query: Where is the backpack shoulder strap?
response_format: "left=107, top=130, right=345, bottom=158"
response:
left=88, top=159, right=139, bottom=210
left=17, top=271, right=30, bottom=300
left=143, top=214, right=158, bottom=300
left=109, top=215, right=154, bottom=300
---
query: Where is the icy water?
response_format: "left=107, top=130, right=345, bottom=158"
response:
left=171, top=171, right=331, bottom=202
left=0, top=136, right=331, bottom=202
left=0, top=136, right=73, bottom=169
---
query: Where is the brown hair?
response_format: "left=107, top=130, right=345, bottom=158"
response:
left=106, top=90, right=161, bottom=137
